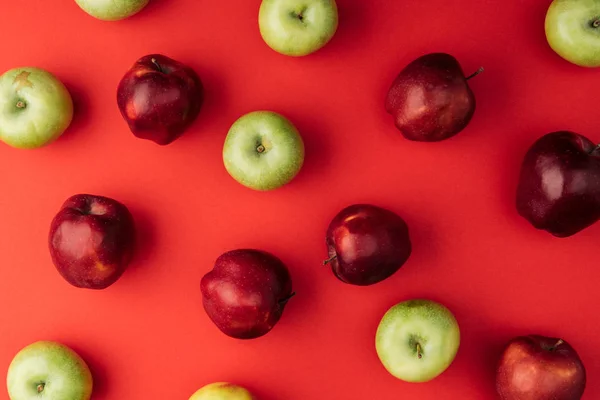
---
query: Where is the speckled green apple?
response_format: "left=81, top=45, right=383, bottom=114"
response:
left=0, top=67, right=73, bottom=149
left=7, top=341, right=93, bottom=400
left=74, top=0, right=149, bottom=21
left=189, top=382, right=255, bottom=400
left=259, top=0, right=338, bottom=56
left=375, top=299, right=460, bottom=383
left=545, top=0, right=600, bottom=67
left=223, top=111, right=305, bottom=191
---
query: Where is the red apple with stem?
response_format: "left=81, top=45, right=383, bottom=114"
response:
left=48, top=194, right=136, bottom=289
left=117, top=54, right=204, bottom=145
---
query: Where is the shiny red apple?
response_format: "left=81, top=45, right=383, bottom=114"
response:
left=48, top=194, right=136, bottom=289
left=516, top=131, right=600, bottom=237
left=324, top=204, right=412, bottom=286
left=496, top=335, right=586, bottom=400
left=385, top=52, right=482, bottom=142
left=116, top=53, right=204, bottom=145
left=200, top=249, right=294, bottom=339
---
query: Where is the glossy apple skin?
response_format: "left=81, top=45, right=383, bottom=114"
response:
left=516, top=131, right=600, bottom=237
left=496, top=335, right=586, bottom=400
left=385, top=53, right=479, bottom=142
left=325, top=204, right=411, bottom=286
left=48, top=194, right=136, bottom=289
left=201, top=249, right=294, bottom=339
left=117, top=54, right=203, bottom=145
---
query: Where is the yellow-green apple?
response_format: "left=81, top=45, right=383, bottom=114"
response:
left=189, top=382, right=255, bottom=400
left=74, top=0, right=149, bottom=21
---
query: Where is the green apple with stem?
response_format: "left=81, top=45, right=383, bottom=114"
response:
left=223, top=111, right=305, bottom=191
left=7, top=341, right=93, bottom=400
left=259, top=0, right=339, bottom=56
left=375, top=299, right=460, bottom=383
left=74, top=0, right=149, bottom=21
left=545, top=0, right=600, bottom=67
left=189, top=382, right=255, bottom=400
left=0, top=67, right=73, bottom=149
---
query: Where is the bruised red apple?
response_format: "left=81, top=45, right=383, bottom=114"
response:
left=201, top=249, right=294, bottom=339
left=48, top=194, right=136, bottom=289
left=117, top=53, right=204, bottom=145
left=496, top=335, right=586, bottom=400
left=324, top=204, right=412, bottom=286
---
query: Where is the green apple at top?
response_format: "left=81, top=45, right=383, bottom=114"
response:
left=0, top=67, right=73, bottom=149
left=74, top=0, right=149, bottom=21
left=259, top=0, right=338, bottom=56
left=375, top=299, right=460, bottom=383
left=189, top=382, right=255, bottom=400
left=7, top=340, right=93, bottom=400
left=545, top=0, right=600, bottom=67
left=223, top=111, right=305, bottom=191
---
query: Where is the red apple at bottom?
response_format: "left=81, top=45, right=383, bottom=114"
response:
left=496, top=335, right=586, bottom=400
left=201, top=249, right=294, bottom=339
left=48, top=194, right=136, bottom=289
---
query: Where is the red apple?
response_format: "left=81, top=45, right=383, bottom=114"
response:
left=200, top=249, right=294, bottom=339
left=116, top=53, right=204, bottom=145
left=324, top=204, right=412, bottom=286
left=496, top=335, right=586, bottom=400
left=48, top=194, right=136, bottom=289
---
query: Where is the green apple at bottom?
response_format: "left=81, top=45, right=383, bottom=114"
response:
left=223, top=111, right=305, bottom=191
left=259, top=0, right=339, bottom=56
left=7, top=340, right=93, bottom=400
left=375, top=299, right=460, bottom=383
left=189, top=382, right=255, bottom=400
left=545, top=0, right=600, bottom=67
left=0, top=67, right=73, bottom=149
left=74, top=0, right=149, bottom=21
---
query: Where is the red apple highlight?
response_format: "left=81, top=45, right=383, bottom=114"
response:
left=117, top=54, right=204, bottom=145
left=48, top=194, right=136, bottom=289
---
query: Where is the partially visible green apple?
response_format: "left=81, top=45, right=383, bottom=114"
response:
left=7, top=341, right=93, bottom=400
left=545, top=0, right=600, bottom=67
left=189, top=382, right=256, bottom=400
left=223, top=111, right=305, bottom=191
left=375, top=299, right=460, bottom=383
left=74, top=0, right=149, bottom=21
left=259, top=0, right=339, bottom=56
left=0, top=67, right=73, bottom=149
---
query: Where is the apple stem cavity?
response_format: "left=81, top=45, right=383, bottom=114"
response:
left=37, top=383, right=45, bottom=393
left=416, top=342, right=422, bottom=359
left=466, top=67, right=485, bottom=81
left=323, top=254, right=337, bottom=266
left=151, top=58, right=164, bottom=74
left=592, top=18, right=600, bottom=28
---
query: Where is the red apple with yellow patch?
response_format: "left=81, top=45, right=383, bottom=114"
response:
left=48, top=194, right=136, bottom=289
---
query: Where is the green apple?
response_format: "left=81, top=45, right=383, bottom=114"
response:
left=375, top=299, right=460, bottom=383
left=545, top=0, right=600, bottom=67
left=223, top=111, right=305, bottom=191
left=74, top=0, right=149, bottom=21
left=0, top=67, right=73, bottom=149
left=189, top=382, right=255, bottom=400
left=7, top=341, right=93, bottom=400
left=259, top=0, right=339, bottom=56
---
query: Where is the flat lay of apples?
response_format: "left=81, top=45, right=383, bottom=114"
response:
left=1, top=0, right=599, bottom=399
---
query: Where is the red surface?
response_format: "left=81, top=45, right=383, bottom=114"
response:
left=1, top=1, right=599, bottom=399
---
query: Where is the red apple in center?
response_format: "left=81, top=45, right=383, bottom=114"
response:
left=48, top=194, right=136, bottom=289
left=117, top=53, right=204, bottom=145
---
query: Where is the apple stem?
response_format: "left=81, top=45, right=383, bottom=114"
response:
left=592, top=19, right=600, bottom=28
left=256, top=145, right=265, bottom=153
left=279, top=292, right=296, bottom=305
left=151, top=58, right=164, bottom=73
left=416, top=343, right=422, bottom=359
left=37, top=383, right=45, bottom=393
left=15, top=101, right=25, bottom=109
left=466, top=67, right=485, bottom=80
left=550, top=339, right=564, bottom=351
left=323, top=254, right=337, bottom=266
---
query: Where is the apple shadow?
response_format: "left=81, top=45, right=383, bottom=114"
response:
left=134, top=0, right=170, bottom=20
left=52, top=79, right=92, bottom=147
left=325, top=0, right=373, bottom=55
left=127, top=204, right=157, bottom=273
left=64, top=342, right=109, bottom=398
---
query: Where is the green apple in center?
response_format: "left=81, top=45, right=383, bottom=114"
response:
left=223, top=111, right=305, bottom=191
left=74, top=0, right=149, bottom=21
left=259, top=0, right=339, bottom=56
left=375, top=299, right=461, bottom=383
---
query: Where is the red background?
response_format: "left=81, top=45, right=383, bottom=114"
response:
left=1, top=0, right=599, bottom=399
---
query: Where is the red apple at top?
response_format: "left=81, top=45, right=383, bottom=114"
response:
left=117, top=54, right=204, bottom=145
left=496, top=335, right=586, bottom=400
left=324, top=204, right=412, bottom=286
left=201, top=249, right=294, bottom=339
left=48, top=194, right=136, bottom=289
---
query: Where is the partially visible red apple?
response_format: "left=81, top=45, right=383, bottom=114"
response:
left=117, top=53, right=204, bottom=145
left=48, top=194, right=136, bottom=289
left=201, top=249, right=294, bottom=339
left=496, top=334, right=586, bottom=400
